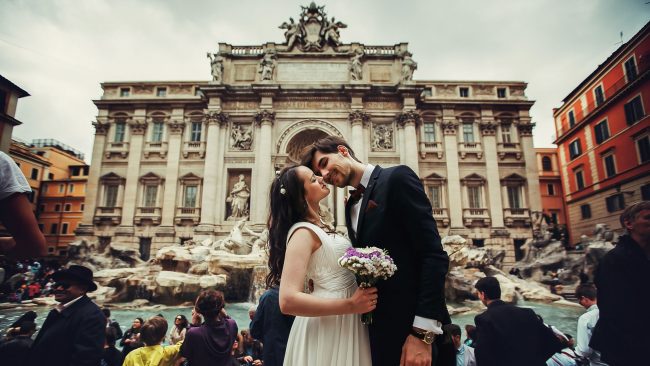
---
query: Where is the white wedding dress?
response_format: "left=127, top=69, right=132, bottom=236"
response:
left=283, top=222, right=372, bottom=366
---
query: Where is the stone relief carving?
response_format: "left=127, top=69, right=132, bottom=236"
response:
left=206, top=52, right=224, bottom=83
left=510, top=86, right=525, bottom=97
left=436, top=85, right=457, bottom=97
left=372, top=124, right=394, bottom=150
left=226, top=174, right=251, bottom=220
left=473, top=85, right=494, bottom=95
left=258, top=50, right=277, bottom=81
left=400, top=52, right=417, bottom=81
left=230, top=124, right=253, bottom=150
left=278, top=3, right=346, bottom=52
left=349, top=49, right=364, bottom=81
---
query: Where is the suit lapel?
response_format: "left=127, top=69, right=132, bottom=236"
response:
left=355, top=166, right=382, bottom=244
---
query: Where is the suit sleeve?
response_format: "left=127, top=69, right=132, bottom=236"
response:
left=474, top=314, right=499, bottom=366
left=70, top=308, right=106, bottom=366
left=390, top=165, right=450, bottom=323
left=250, top=294, right=266, bottom=340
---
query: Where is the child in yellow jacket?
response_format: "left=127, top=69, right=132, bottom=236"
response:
left=123, top=316, right=183, bottom=366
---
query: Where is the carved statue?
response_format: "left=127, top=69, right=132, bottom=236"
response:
left=231, top=124, right=253, bottom=150
left=401, top=53, right=417, bottom=81
left=227, top=175, right=250, bottom=220
left=349, top=49, right=363, bottom=81
left=244, top=226, right=269, bottom=256
left=206, top=52, right=224, bottom=83
left=319, top=203, right=335, bottom=229
left=594, top=223, right=614, bottom=242
left=321, top=16, right=347, bottom=47
left=372, top=125, right=393, bottom=150
left=258, top=50, right=277, bottom=81
left=214, top=219, right=247, bottom=253
left=279, top=17, right=303, bottom=50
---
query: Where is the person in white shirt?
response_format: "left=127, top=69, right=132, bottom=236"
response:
left=0, top=151, right=46, bottom=259
left=575, top=284, right=607, bottom=366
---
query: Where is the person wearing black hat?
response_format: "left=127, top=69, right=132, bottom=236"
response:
left=27, top=265, right=106, bottom=366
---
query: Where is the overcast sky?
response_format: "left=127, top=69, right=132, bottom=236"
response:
left=0, top=0, right=647, bottom=163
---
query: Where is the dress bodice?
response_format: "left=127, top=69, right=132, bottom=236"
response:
left=287, top=222, right=357, bottom=296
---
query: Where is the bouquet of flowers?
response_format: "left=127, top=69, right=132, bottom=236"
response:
left=338, top=246, right=397, bottom=325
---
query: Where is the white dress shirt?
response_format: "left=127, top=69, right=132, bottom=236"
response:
left=350, top=164, right=442, bottom=335
left=576, top=304, right=607, bottom=365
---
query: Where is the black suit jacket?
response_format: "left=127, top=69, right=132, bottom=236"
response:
left=474, top=300, right=563, bottom=366
left=28, top=295, right=106, bottom=366
left=346, top=165, right=450, bottom=365
left=590, top=234, right=650, bottom=365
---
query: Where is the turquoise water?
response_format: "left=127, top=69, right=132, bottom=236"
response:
left=0, top=300, right=583, bottom=341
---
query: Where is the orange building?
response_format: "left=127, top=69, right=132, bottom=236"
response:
left=0, top=74, right=30, bottom=153
left=553, top=22, right=650, bottom=244
left=39, top=164, right=88, bottom=256
left=9, top=139, right=50, bottom=211
left=536, top=148, right=568, bottom=228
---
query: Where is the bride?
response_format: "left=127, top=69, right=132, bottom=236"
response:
left=266, top=165, right=377, bottom=366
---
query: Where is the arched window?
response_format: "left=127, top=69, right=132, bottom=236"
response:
left=542, top=156, right=552, bottom=171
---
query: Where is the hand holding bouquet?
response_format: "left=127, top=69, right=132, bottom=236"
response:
left=339, top=246, right=397, bottom=324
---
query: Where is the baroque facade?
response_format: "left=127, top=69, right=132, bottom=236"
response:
left=76, top=4, right=540, bottom=266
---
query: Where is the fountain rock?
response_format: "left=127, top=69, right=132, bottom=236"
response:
left=153, top=271, right=226, bottom=304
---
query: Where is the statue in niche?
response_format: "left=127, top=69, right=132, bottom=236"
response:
left=401, top=52, right=417, bottom=81
left=227, top=174, right=250, bottom=220
left=206, top=52, right=224, bottom=83
left=258, top=50, right=277, bottom=81
left=372, top=125, right=393, bottom=150
left=349, top=49, right=363, bottom=81
left=279, top=17, right=303, bottom=50
left=231, top=124, right=253, bottom=150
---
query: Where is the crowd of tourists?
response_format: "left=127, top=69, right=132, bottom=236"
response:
left=0, top=258, right=61, bottom=303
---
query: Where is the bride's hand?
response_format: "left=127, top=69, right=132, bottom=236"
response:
left=348, top=286, right=378, bottom=314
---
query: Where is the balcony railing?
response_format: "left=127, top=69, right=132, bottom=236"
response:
left=183, top=141, right=206, bottom=158
left=497, top=142, right=522, bottom=160
left=458, top=142, right=483, bottom=159
left=463, top=208, right=490, bottom=227
left=94, top=206, right=122, bottom=224
left=105, top=142, right=129, bottom=158
left=431, top=207, right=449, bottom=227
left=504, top=208, right=532, bottom=227
left=419, top=141, right=444, bottom=159
left=175, top=207, right=201, bottom=225
left=135, top=207, right=162, bottom=225
left=143, top=141, right=168, bottom=158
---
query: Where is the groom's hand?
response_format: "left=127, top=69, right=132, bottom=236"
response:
left=400, top=334, right=432, bottom=366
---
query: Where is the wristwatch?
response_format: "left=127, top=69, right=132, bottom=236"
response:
left=410, top=327, right=435, bottom=345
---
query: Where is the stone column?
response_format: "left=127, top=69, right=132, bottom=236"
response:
left=336, top=187, right=346, bottom=231
left=397, top=110, right=421, bottom=175
left=518, top=123, right=541, bottom=212
left=441, top=113, right=463, bottom=229
left=349, top=111, right=369, bottom=163
left=480, top=121, right=505, bottom=228
left=253, top=110, right=275, bottom=223
left=160, top=117, right=185, bottom=227
left=118, top=117, right=147, bottom=234
left=197, top=111, right=228, bottom=234
left=77, top=119, right=110, bottom=234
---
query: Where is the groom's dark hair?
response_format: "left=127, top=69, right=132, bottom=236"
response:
left=300, top=135, right=362, bottom=170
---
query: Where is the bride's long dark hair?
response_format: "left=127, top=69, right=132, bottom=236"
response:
left=266, top=165, right=309, bottom=288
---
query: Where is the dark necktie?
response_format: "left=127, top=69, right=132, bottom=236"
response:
left=348, top=184, right=366, bottom=205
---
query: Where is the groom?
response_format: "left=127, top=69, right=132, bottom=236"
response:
left=302, top=136, right=450, bottom=366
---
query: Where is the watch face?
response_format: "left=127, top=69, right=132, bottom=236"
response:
left=424, top=332, right=435, bottom=344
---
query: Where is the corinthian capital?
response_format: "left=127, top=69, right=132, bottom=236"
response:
left=396, top=110, right=422, bottom=126
left=204, top=110, right=229, bottom=126
left=517, top=123, right=535, bottom=136
left=129, top=119, right=147, bottom=135
left=92, top=120, right=110, bottom=135
left=348, top=110, right=370, bottom=125
left=254, top=110, right=276, bottom=126
left=167, top=119, right=186, bottom=134
left=479, top=122, right=497, bottom=136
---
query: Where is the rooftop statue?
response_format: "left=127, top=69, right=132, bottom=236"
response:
left=279, top=3, right=347, bottom=52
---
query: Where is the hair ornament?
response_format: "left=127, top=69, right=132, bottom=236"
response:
left=280, top=185, right=286, bottom=195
